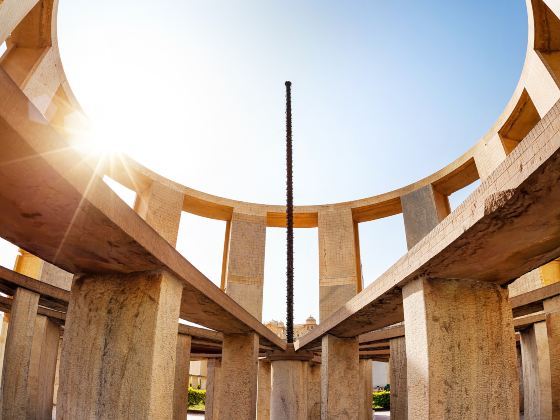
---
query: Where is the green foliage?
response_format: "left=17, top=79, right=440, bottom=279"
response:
left=188, top=387, right=206, bottom=407
left=372, top=390, right=390, bottom=409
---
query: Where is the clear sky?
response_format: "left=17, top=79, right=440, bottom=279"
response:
left=1, top=1, right=527, bottom=324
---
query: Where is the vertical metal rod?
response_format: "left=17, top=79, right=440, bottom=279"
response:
left=285, top=81, right=294, bottom=343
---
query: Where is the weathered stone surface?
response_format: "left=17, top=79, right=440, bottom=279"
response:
left=321, top=335, right=359, bottom=419
left=403, top=277, right=518, bottom=419
left=389, top=336, right=407, bottom=420
left=257, top=359, right=271, bottom=420
left=270, top=360, right=308, bottom=420
left=358, top=359, right=372, bottom=420
left=57, top=270, right=182, bottom=419
left=218, top=333, right=259, bottom=420
left=28, top=315, right=60, bottom=420
left=205, top=358, right=222, bottom=420
left=1, top=287, right=39, bottom=419
left=173, top=334, right=192, bottom=420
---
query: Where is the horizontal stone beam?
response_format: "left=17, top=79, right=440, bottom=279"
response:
left=296, top=102, right=560, bottom=349
left=0, top=71, right=285, bottom=349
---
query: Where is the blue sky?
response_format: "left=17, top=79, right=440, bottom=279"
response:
left=1, top=1, right=527, bottom=324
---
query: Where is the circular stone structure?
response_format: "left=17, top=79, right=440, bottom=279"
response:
left=0, top=1, right=560, bottom=419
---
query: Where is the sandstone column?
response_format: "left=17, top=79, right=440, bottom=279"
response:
left=321, top=335, right=360, bottom=419
left=307, top=362, right=321, bottom=420
left=257, top=359, right=271, bottom=420
left=389, top=336, right=407, bottom=420
left=218, top=333, right=259, bottom=420
left=270, top=359, right=308, bottom=419
left=134, top=180, right=184, bottom=246
left=403, top=277, right=518, bottom=419
left=205, top=358, right=222, bottom=420
left=358, top=359, right=373, bottom=420
left=400, top=184, right=449, bottom=249
left=57, top=270, right=183, bottom=419
left=547, top=311, right=560, bottom=418
left=224, top=211, right=266, bottom=320
left=1, top=287, right=39, bottom=419
left=173, top=334, right=192, bottom=420
left=0, top=313, right=9, bottom=384
left=317, top=208, right=359, bottom=322
left=27, top=315, right=60, bottom=420
left=520, top=313, right=560, bottom=420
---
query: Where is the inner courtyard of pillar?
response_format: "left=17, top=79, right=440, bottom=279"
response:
left=1, top=0, right=560, bottom=419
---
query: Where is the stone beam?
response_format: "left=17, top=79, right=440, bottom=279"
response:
left=0, top=70, right=285, bottom=347
left=296, top=98, right=560, bottom=349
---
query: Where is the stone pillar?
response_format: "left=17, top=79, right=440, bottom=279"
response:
left=400, top=184, right=450, bottom=249
left=520, top=314, right=560, bottom=419
left=257, top=359, right=271, bottom=420
left=134, top=181, right=184, bottom=246
left=307, top=362, right=321, bottom=420
left=218, top=333, right=259, bottom=419
left=57, top=270, right=183, bottom=419
left=270, top=360, right=308, bottom=419
left=205, top=358, right=222, bottom=420
left=173, top=334, right=192, bottom=420
left=403, top=277, right=518, bottom=419
left=321, top=335, right=360, bottom=419
left=517, top=345, right=524, bottom=414
left=474, top=133, right=510, bottom=179
left=358, top=359, right=372, bottom=420
left=547, top=312, right=560, bottom=417
left=1, top=287, right=39, bottom=419
left=0, top=313, right=9, bottom=384
left=318, top=208, right=359, bottom=322
left=28, top=315, right=60, bottom=420
left=389, top=336, right=407, bottom=420
left=224, top=212, right=266, bottom=320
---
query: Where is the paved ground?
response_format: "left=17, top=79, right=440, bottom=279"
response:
left=187, top=410, right=390, bottom=419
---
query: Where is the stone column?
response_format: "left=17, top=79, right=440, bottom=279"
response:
left=389, top=336, right=407, bottom=420
left=0, top=313, right=9, bottom=384
left=1, top=287, right=39, bottom=419
left=321, top=335, right=360, bottom=419
left=173, top=334, right=192, bottom=420
left=403, top=277, right=518, bottom=419
left=28, top=315, right=60, bottom=420
left=307, top=362, right=321, bottom=420
left=134, top=181, right=184, bottom=246
left=516, top=345, right=524, bottom=414
left=57, top=270, right=183, bottom=419
left=358, top=359, right=373, bottom=420
left=520, top=313, right=560, bottom=419
left=218, top=333, right=259, bottom=419
left=224, top=211, right=266, bottom=320
left=547, top=311, right=560, bottom=417
left=257, top=359, right=271, bottom=420
left=205, top=358, right=222, bottom=420
left=270, top=360, right=308, bottom=419
left=400, top=184, right=450, bottom=249
left=318, top=208, right=359, bottom=322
